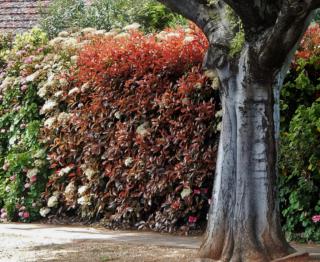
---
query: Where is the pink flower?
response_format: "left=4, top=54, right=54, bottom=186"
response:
left=21, top=71, right=28, bottom=77
left=23, top=57, right=33, bottom=64
left=193, top=189, right=201, bottom=195
left=23, top=211, right=30, bottom=219
left=20, top=85, right=28, bottom=92
left=188, top=216, right=198, bottom=223
left=14, top=105, right=21, bottom=112
left=18, top=211, right=24, bottom=217
left=30, top=175, right=37, bottom=183
left=2, top=162, right=9, bottom=171
left=7, top=61, right=14, bottom=68
left=10, top=175, right=16, bottom=181
left=0, top=212, right=7, bottom=219
left=16, top=50, right=27, bottom=56
left=24, top=183, right=31, bottom=189
left=312, top=215, right=320, bottom=223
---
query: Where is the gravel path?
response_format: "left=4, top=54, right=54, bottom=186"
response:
left=0, top=223, right=319, bottom=262
left=0, top=223, right=199, bottom=262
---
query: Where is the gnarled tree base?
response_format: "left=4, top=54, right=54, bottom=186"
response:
left=196, top=48, right=295, bottom=262
left=194, top=252, right=310, bottom=262
left=273, top=252, right=310, bottom=262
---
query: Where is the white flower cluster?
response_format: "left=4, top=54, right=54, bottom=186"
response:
left=40, top=99, right=58, bottom=115
left=0, top=76, right=15, bottom=91
left=78, top=185, right=88, bottom=196
left=77, top=195, right=91, bottom=206
left=80, top=164, right=97, bottom=181
left=68, top=87, right=80, bottom=96
left=44, top=117, right=56, bottom=128
left=25, top=71, right=41, bottom=83
left=57, top=112, right=72, bottom=123
left=156, top=28, right=195, bottom=45
left=26, top=168, right=39, bottom=178
left=77, top=185, right=91, bottom=206
left=123, top=23, right=141, bottom=31
left=57, top=166, right=73, bottom=177
left=40, top=207, right=51, bottom=217
left=64, top=181, right=77, bottom=204
left=84, top=168, right=96, bottom=180
left=65, top=181, right=76, bottom=195
left=47, top=195, right=58, bottom=208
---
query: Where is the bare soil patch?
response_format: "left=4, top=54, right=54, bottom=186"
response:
left=1, top=237, right=196, bottom=262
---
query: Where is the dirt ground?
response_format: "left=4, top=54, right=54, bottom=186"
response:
left=0, top=223, right=198, bottom=262
left=1, top=237, right=196, bottom=262
left=0, top=223, right=319, bottom=262
left=2, top=238, right=320, bottom=262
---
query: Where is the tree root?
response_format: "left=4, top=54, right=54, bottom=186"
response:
left=193, top=252, right=310, bottom=262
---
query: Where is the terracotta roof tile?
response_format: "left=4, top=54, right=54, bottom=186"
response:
left=0, top=0, right=92, bottom=33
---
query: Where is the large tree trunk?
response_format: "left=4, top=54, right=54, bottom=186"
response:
left=198, top=47, right=294, bottom=261
left=156, top=0, right=319, bottom=261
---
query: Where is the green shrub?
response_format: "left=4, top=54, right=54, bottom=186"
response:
left=39, top=0, right=185, bottom=38
left=279, top=24, right=320, bottom=242
left=80, top=0, right=143, bottom=30
left=280, top=102, right=320, bottom=242
left=0, top=28, right=79, bottom=222
left=0, top=33, right=13, bottom=69
left=0, top=29, right=49, bottom=221
left=39, top=0, right=86, bottom=39
left=315, top=9, right=320, bottom=22
left=13, top=28, right=48, bottom=52
left=135, top=1, right=186, bottom=32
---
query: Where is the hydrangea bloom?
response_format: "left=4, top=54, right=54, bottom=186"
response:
left=57, top=166, right=73, bottom=176
left=40, top=100, right=58, bottom=114
left=78, top=185, right=88, bottom=196
left=47, top=195, right=58, bottom=208
left=44, top=117, right=56, bottom=128
left=40, top=207, right=51, bottom=217
left=27, top=168, right=39, bottom=179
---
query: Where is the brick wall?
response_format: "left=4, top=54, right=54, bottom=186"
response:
left=0, top=0, right=92, bottom=34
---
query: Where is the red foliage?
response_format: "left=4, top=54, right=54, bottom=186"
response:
left=76, top=27, right=208, bottom=87
left=296, top=23, right=320, bottom=60
left=42, top=28, right=220, bottom=232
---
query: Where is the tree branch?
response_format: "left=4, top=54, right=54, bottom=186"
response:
left=157, top=0, right=216, bottom=30
left=222, top=0, right=281, bottom=33
left=258, top=0, right=317, bottom=69
left=202, top=2, right=235, bottom=69
left=311, top=0, right=320, bottom=8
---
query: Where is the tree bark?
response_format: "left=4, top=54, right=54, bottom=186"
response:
left=198, top=46, right=294, bottom=261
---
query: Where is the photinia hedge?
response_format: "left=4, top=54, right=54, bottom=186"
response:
left=40, top=26, right=221, bottom=232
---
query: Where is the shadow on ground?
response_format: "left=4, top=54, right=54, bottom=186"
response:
left=0, top=223, right=319, bottom=262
